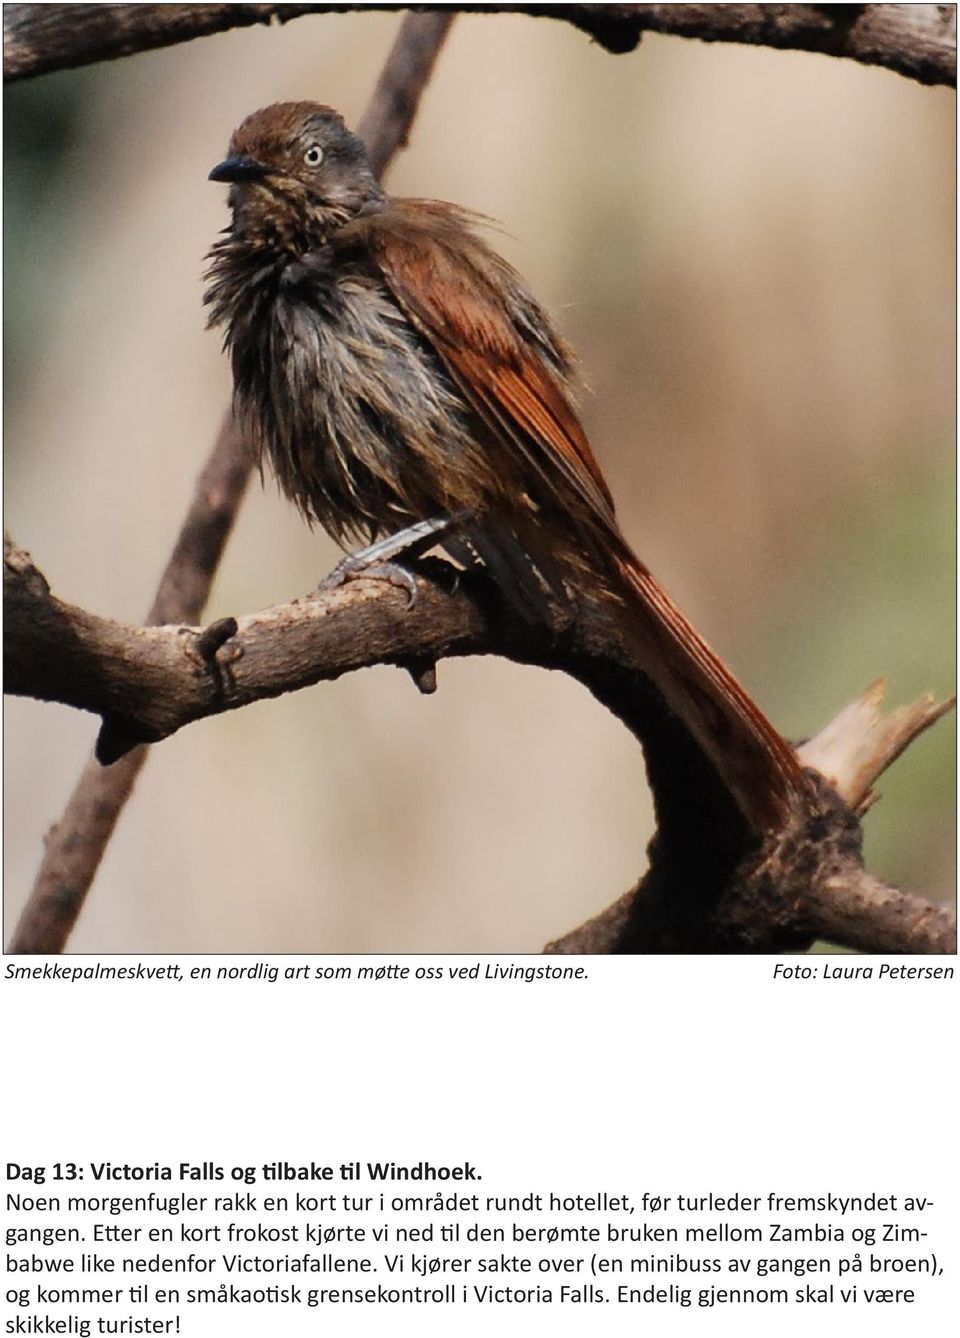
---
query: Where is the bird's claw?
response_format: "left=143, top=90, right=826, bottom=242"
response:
left=318, top=557, right=419, bottom=608
left=317, top=517, right=466, bottom=608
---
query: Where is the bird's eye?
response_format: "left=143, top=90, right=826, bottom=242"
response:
left=303, top=145, right=324, bottom=168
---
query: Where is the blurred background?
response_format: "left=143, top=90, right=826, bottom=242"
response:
left=4, top=10, right=955, bottom=952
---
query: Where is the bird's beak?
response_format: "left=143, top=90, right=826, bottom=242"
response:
left=208, top=155, right=272, bottom=184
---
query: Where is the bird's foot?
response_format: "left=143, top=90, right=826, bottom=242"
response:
left=317, top=516, right=463, bottom=609
left=323, top=558, right=420, bottom=607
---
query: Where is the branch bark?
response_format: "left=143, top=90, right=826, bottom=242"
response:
left=4, top=4, right=956, bottom=88
left=7, top=538, right=955, bottom=955
left=7, top=11, right=457, bottom=956
left=547, top=679, right=956, bottom=954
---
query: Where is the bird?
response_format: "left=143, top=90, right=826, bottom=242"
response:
left=204, top=101, right=811, bottom=832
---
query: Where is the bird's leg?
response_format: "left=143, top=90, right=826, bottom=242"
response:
left=318, top=515, right=466, bottom=607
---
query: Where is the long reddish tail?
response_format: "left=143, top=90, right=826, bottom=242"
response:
left=611, top=547, right=812, bottom=832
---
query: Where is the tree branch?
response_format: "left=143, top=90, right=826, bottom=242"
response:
left=620, top=4, right=956, bottom=87
left=357, top=11, right=455, bottom=177
left=6, top=11, right=457, bottom=956
left=547, top=679, right=956, bottom=954
left=796, top=678, right=955, bottom=814
left=7, top=538, right=955, bottom=955
left=4, top=4, right=956, bottom=88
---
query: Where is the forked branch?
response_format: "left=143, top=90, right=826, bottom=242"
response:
left=7, top=538, right=955, bottom=955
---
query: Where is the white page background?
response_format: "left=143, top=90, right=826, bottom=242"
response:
left=2, top=955, right=955, bottom=1336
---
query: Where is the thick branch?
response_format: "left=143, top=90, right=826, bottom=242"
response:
left=2, top=539, right=701, bottom=756
left=548, top=679, right=956, bottom=955
left=4, top=4, right=956, bottom=88
left=7, top=540, right=955, bottom=955
left=623, top=4, right=956, bottom=87
left=7, top=11, right=456, bottom=956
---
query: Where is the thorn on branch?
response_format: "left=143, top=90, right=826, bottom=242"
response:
left=404, top=657, right=438, bottom=695
left=179, top=616, right=242, bottom=694
left=189, top=616, right=240, bottom=667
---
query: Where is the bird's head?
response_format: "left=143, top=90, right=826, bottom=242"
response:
left=209, top=102, right=384, bottom=248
